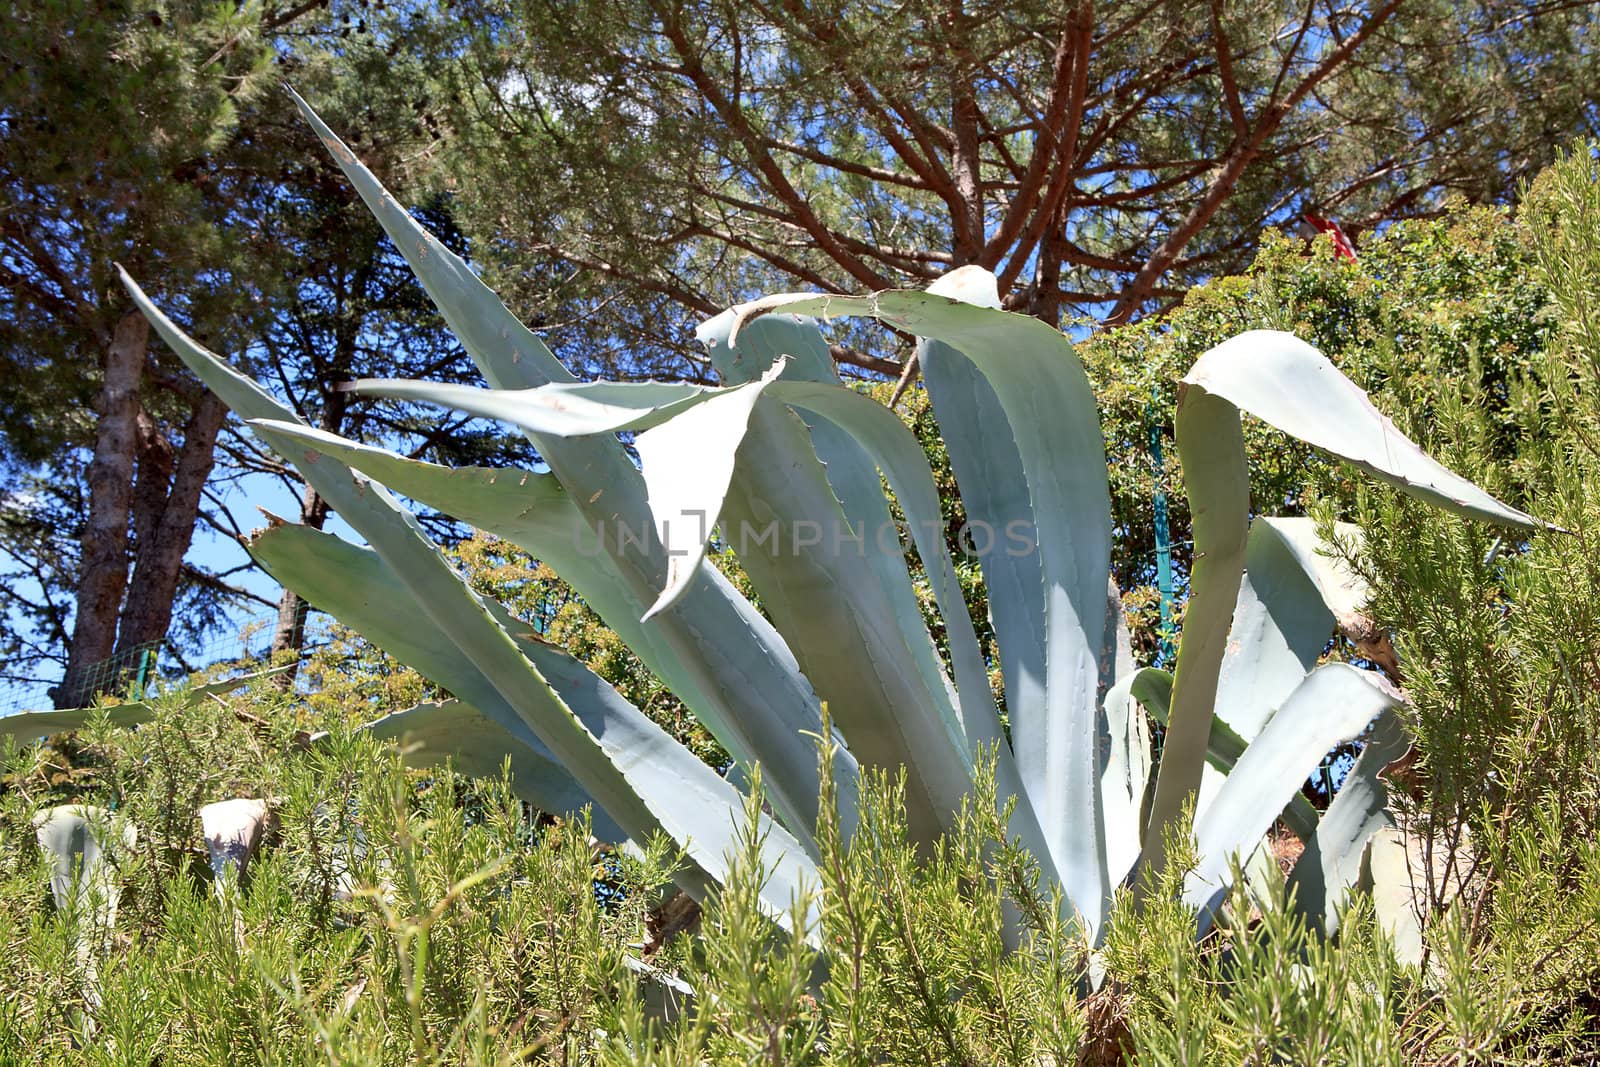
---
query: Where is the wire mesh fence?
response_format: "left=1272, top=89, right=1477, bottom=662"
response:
left=0, top=609, right=336, bottom=716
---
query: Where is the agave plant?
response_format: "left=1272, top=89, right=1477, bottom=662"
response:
left=34, top=804, right=137, bottom=1026
left=199, top=798, right=274, bottom=894
left=0, top=668, right=287, bottom=744
left=118, top=94, right=1547, bottom=944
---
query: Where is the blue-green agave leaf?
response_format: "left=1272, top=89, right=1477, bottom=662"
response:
left=1185, top=664, right=1402, bottom=920
left=287, top=92, right=838, bottom=842
left=1287, top=709, right=1409, bottom=936
left=732, top=270, right=1115, bottom=933
left=1185, top=331, right=1549, bottom=530
left=1214, top=517, right=1367, bottom=743
left=0, top=668, right=289, bottom=743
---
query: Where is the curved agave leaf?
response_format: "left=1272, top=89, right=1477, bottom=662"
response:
left=1288, top=709, right=1409, bottom=936
left=121, top=272, right=834, bottom=855
left=1214, top=518, right=1367, bottom=742
left=287, top=91, right=838, bottom=843
left=248, top=521, right=619, bottom=839
left=1249, top=517, right=1368, bottom=617
left=253, top=522, right=819, bottom=925
left=732, top=269, right=1116, bottom=935
left=1184, top=331, right=1551, bottom=530
left=343, top=369, right=771, bottom=623
left=636, top=368, right=785, bottom=619
left=0, top=668, right=288, bottom=743
left=345, top=377, right=716, bottom=439
left=1147, top=330, right=1548, bottom=890
left=1185, top=664, right=1402, bottom=921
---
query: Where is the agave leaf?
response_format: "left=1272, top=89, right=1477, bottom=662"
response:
left=254, top=522, right=819, bottom=924
left=1141, top=384, right=1251, bottom=889
left=1214, top=518, right=1367, bottom=742
left=0, top=667, right=289, bottom=743
left=1288, top=710, right=1409, bottom=936
left=0, top=702, right=155, bottom=743
left=342, top=371, right=783, bottom=618
left=697, top=309, right=838, bottom=386
left=1365, top=821, right=1474, bottom=970
left=707, top=396, right=973, bottom=846
left=1366, top=827, right=1426, bottom=967
left=287, top=92, right=839, bottom=842
left=770, top=388, right=1056, bottom=868
left=1184, top=331, right=1550, bottom=531
left=355, top=364, right=784, bottom=621
left=248, top=521, right=621, bottom=840
left=122, top=271, right=835, bottom=851
left=247, top=420, right=845, bottom=844
left=1249, top=517, right=1368, bottom=616
left=260, top=521, right=819, bottom=921
left=637, top=366, right=785, bottom=618
left=1185, top=664, right=1402, bottom=920
left=735, top=270, right=1115, bottom=935
left=347, top=377, right=716, bottom=438
left=773, top=386, right=1000, bottom=742
left=701, top=308, right=1000, bottom=753
left=697, top=312, right=1047, bottom=848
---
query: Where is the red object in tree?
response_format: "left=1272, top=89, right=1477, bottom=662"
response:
left=1301, top=213, right=1357, bottom=262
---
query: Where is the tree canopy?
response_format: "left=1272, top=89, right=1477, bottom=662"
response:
left=435, top=0, right=1600, bottom=379
left=0, top=0, right=484, bottom=703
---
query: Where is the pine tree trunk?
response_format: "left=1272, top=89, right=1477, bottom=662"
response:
left=56, top=312, right=148, bottom=708
left=267, top=482, right=330, bottom=687
left=112, top=390, right=227, bottom=662
left=1029, top=200, right=1070, bottom=328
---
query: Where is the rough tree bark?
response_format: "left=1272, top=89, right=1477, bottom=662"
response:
left=56, top=311, right=149, bottom=708
left=113, top=389, right=228, bottom=661
left=55, top=309, right=232, bottom=708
